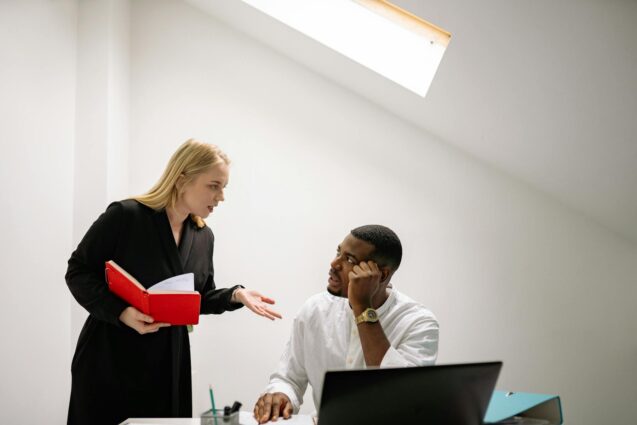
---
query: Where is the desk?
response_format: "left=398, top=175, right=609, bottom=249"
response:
left=121, top=412, right=314, bottom=425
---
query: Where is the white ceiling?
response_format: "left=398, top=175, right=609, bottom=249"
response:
left=186, top=0, right=637, bottom=243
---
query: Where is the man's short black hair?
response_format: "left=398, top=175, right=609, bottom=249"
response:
left=350, top=225, right=402, bottom=271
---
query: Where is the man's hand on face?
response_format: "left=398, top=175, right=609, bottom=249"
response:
left=253, top=392, right=293, bottom=423
left=347, top=260, right=382, bottom=312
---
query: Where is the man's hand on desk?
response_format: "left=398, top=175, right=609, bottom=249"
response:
left=253, top=392, right=293, bottom=423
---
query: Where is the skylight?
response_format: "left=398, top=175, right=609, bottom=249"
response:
left=241, top=0, right=451, bottom=97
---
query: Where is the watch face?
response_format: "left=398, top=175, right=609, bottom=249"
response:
left=356, top=308, right=379, bottom=324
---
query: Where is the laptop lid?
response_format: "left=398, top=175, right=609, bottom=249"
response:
left=318, top=361, right=502, bottom=425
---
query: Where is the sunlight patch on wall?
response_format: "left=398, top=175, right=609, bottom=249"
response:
left=241, top=0, right=451, bottom=97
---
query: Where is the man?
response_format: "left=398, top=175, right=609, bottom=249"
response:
left=253, top=225, right=439, bottom=423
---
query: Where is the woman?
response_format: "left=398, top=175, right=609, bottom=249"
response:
left=66, top=139, right=281, bottom=425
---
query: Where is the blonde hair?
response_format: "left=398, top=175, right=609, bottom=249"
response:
left=133, top=139, right=230, bottom=228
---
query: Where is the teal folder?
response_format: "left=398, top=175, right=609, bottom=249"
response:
left=484, top=391, right=563, bottom=424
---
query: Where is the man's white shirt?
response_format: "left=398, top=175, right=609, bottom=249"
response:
left=265, top=288, right=439, bottom=412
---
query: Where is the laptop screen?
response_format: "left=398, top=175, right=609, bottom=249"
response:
left=317, top=361, right=502, bottom=425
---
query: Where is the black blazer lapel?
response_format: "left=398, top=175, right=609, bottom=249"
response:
left=153, top=209, right=185, bottom=276
left=178, top=221, right=195, bottom=267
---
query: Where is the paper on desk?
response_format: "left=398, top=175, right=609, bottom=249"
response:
left=148, top=273, right=194, bottom=292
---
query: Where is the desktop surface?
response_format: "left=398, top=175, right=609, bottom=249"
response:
left=121, top=411, right=314, bottom=425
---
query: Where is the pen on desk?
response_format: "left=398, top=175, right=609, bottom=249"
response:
left=209, top=385, right=219, bottom=425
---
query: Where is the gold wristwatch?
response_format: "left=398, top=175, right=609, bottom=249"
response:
left=355, top=307, right=379, bottom=325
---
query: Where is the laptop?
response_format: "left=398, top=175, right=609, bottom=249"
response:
left=317, top=361, right=502, bottom=425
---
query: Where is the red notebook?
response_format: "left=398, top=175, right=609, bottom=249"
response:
left=105, top=260, right=201, bottom=325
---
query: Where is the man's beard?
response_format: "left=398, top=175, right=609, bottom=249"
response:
left=326, top=286, right=345, bottom=298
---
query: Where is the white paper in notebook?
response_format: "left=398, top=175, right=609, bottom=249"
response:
left=147, top=273, right=195, bottom=292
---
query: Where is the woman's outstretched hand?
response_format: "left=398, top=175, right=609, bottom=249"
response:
left=233, top=288, right=282, bottom=320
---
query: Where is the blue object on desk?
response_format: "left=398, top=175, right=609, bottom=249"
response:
left=484, top=391, right=563, bottom=424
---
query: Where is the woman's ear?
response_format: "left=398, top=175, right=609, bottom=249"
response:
left=175, top=174, right=185, bottom=191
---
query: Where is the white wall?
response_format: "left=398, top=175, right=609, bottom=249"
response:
left=0, top=1, right=130, bottom=422
left=126, top=2, right=637, bottom=424
left=0, top=0, right=77, bottom=423
left=72, top=0, right=131, bottom=352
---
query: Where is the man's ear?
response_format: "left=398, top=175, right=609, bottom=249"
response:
left=380, top=267, right=392, bottom=284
